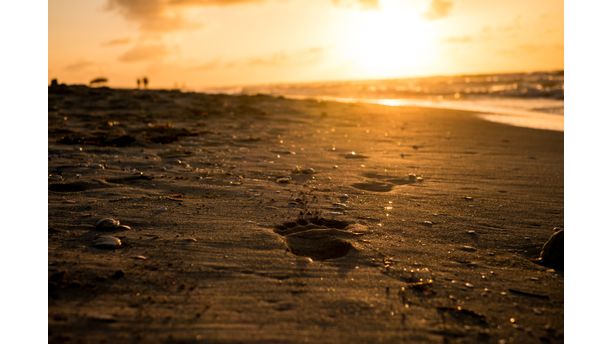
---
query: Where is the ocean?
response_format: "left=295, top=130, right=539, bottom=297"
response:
left=222, top=71, right=564, bottom=132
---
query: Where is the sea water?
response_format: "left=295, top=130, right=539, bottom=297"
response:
left=233, top=71, right=564, bottom=132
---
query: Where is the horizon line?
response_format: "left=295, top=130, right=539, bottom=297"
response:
left=50, top=67, right=564, bottom=91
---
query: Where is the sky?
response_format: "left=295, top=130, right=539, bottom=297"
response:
left=48, top=0, right=563, bottom=89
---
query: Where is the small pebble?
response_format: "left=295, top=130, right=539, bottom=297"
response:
left=345, top=152, right=368, bottom=159
left=276, top=177, right=291, bottom=184
left=338, top=194, right=349, bottom=202
left=422, top=221, right=433, bottom=226
left=95, top=218, right=120, bottom=229
left=332, top=202, right=348, bottom=209
left=87, top=313, right=116, bottom=323
left=539, top=228, right=563, bottom=270
left=95, top=218, right=131, bottom=231
left=93, top=236, right=122, bottom=249
left=48, top=174, right=63, bottom=182
left=306, top=257, right=314, bottom=263
left=293, top=167, right=316, bottom=174
left=460, top=245, right=477, bottom=252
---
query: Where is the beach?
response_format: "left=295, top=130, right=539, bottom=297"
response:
left=48, top=85, right=563, bottom=343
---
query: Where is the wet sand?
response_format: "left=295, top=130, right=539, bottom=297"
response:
left=48, top=85, right=563, bottom=343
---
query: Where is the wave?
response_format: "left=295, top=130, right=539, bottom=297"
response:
left=209, top=71, right=564, bottom=132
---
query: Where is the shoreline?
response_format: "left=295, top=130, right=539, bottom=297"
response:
left=277, top=94, right=564, bottom=132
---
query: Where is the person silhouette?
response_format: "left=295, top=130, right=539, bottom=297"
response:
left=143, top=77, right=148, bottom=89
left=137, top=78, right=141, bottom=89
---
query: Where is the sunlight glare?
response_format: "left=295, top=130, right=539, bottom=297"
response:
left=340, top=3, right=437, bottom=78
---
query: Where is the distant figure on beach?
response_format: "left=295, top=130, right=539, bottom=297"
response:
left=137, top=78, right=141, bottom=89
left=143, top=77, right=149, bottom=89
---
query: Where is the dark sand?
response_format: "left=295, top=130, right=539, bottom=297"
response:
left=48, top=86, right=563, bottom=343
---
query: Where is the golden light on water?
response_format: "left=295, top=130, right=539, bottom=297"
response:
left=375, top=99, right=406, bottom=107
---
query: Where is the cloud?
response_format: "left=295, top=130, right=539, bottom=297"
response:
left=442, top=35, right=472, bottom=44
left=102, top=37, right=132, bottom=46
left=497, top=43, right=563, bottom=57
left=106, top=0, right=264, bottom=32
left=195, top=47, right=325, bottom=70
left=499, top=15, right=523, bottom=32
left=332, top=0, right=379, bottom=9
left=518, top=43, right=563, bottom=52
left=108, top=0, right=378, bottom=32
left=65, top=60, right=94, bottom=71
left=195, top=59, right=226, bottom=70
left=479, top=16, right=524, bottom=40
left=247, top=47, right=324, bottom=66
left=424, top=0, right=452, bottom=20
left=118, top=43, right=170, bottom=62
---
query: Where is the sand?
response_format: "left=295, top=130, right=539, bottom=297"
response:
left=48, top=85, right=563, bottom=343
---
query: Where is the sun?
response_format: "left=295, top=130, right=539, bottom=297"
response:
left=340, top=4, right=437, bottom=78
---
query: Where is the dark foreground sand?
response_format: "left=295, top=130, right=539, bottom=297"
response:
left=48, top=86, right=563, bottom=343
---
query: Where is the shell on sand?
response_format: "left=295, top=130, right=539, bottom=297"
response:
left=95, top=218, right=131, bottom=231
left=93, top=235, right=122, bottom=249
left=539, top=228, right=563, bottom=270
left=292, top=166, right=316, bottom=174
left=96, top=218, right=120, bottom=229
left=332, top=202, right=348, bottom=209
left=460, top=245, right=477, bottom=252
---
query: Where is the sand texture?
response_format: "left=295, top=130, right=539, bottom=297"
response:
left=48, top=86, right=563, bottom=343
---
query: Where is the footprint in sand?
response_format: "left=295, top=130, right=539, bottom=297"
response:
left=351, top=181, right=395, bottom=192
left=48, top=174, right=154, bottom=192
left=274, top=217, right=365, bottom=260
left=436, top=306, right=488, bottom=327
left=106, top=174, right=154, bottom=185
left=351, top=171, right=423, bottom=192
left=48, top=179, right=112, bottom=192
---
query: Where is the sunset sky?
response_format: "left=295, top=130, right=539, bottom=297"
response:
left=48, top=0, right=563, bottom=89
